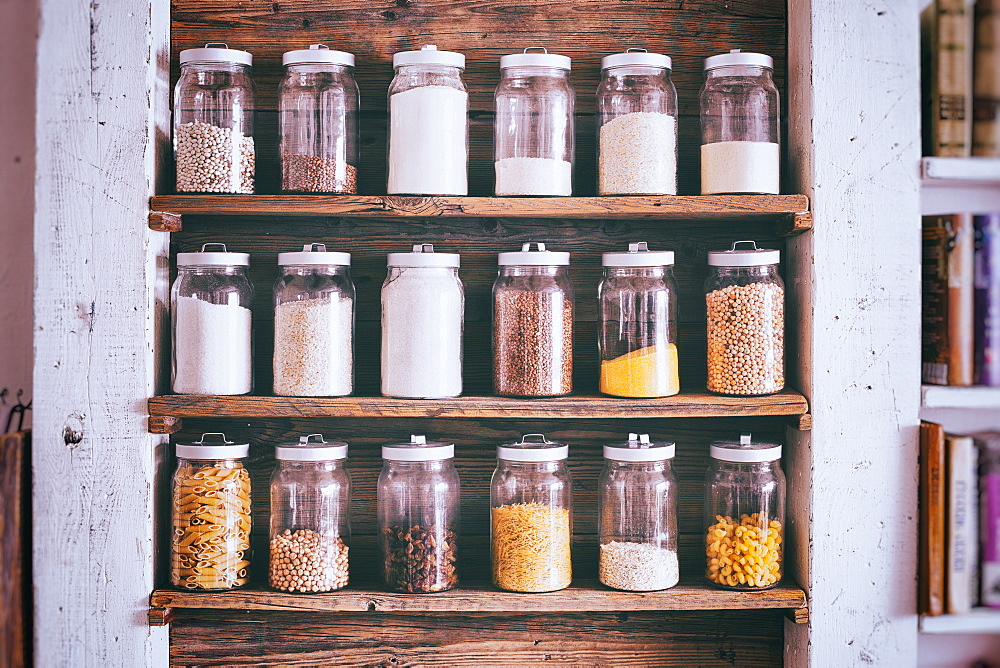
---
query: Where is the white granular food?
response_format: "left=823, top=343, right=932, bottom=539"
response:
left=273, top=296, right=353, bottom=397
left=700, top=141, right=779, bottom=194
left=599, top=541, right=680, bottom=591
left=494, top=157, right=573, bottom=196
left=598, top=112, right=677, bottom=195
left=175, top=121, right=255, bottom=194
left=173, top=296, right=252, bottom=395
left=381, top=267, right=463, bottom=398
left=388, top=86, right=468, bottom=195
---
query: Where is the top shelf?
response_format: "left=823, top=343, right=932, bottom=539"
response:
left=921, top=385, right=1000, bottom=410
left=921, top=157, right=1000, bottom=184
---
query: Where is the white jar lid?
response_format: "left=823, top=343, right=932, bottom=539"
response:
left=382, top=434, right=455, bottom=461
left=278, top=243, right=351, bottom=266
left=603, top=433, right=676, bottom=461
left=180, top=43, right=252, bottom=67
left=602, top=241, right=674, bottom=267
left=704, top=49, right=773, bottom=71
left=387, top=243, right=460, bottom=268
left=276, top=434, right=348, bottom=461
left=497, top=434, right=569, bottom=461
left=601, top=48, right=671, bottom=71
left=176, top=433, right=250, bottom=460
left=177, top=242, right=250, bottom=266
left=393, top=44, right=465, bottom=69
left=500, top=47, right=571, bottom=70
left=710, top=433, right=782, bottom=463
left=707, top=240, right=780, bottom=267
left=497, top=242, right=570, bottom=266
left=283, top=44, right=355, bottom=67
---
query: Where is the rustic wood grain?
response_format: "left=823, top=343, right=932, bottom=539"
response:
left=147, top=416, right=183, bottom=434
left=148, top=210, right=182, bottom=232
left=0, top=431, right=30, bottom=668
left=147, top=607, right=175, bottom=627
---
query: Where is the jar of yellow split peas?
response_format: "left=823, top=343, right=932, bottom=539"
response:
left=170, top=433, right=252, bottom=590
left=704, top=433, right=784, bottom=590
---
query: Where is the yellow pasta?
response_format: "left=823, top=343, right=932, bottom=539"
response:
left=492, top=502, right=572, bottom=592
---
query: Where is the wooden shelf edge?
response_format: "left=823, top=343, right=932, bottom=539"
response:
left=920, top=609, right=1000, bottom=634
left=921, top=384, right=1000, bottom=410
left=921, top=157, right=1000, bottom=184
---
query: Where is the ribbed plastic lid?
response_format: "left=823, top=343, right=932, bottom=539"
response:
left=386, top=243, right=460, bottom=268
left=497, top=242, right=570, bottom=266
left=177, top=242, right=250, bottom=267
left=704, top=49, right=773, bottom=71
left=393, top=44, right=465, bottom=69
left=707, top=240, right=780, bottom=267
left=710, top=433, right=782, bottom=463
left=276, top=434, right=348, bottom=461
left=176, top=433, right=250, bottom=459
left=602, top=241, right=674, bottom=267
left=180, top=43, right=252, bottom=66
left=500, top=47, right=571, bottom=70
left=283, top=44, right=355, bottom=67
left=497, top=434, right=569, bottom=461
left=603, top=433, right=676, bottom=461
left=382, top=435, right=455, bottom=461
left=601, top=48, right=671, bottom=71
left=278, top=243, right=351, bottom=266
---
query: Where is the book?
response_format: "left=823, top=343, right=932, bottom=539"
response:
left=923, top=213, right=976, bottom=385
left=975, top=213, right=1000, bottom=386
left=973, top=0, right=1000, bottom=155
left=977, top=432, right=1000, bottom=608
left=946, top=434, right=978, bottom=614
left=923, top=0, right=974, bottom=156
left=921, top=421, right=947, bottom=616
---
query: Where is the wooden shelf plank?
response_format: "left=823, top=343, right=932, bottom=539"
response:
left=150, top=580, right=807, bottom=616
left=920, top=609, right=1000, bottom=634
left=148, top=390, right=809, bottom=421
left=921, top=385, right=1000, bottom=409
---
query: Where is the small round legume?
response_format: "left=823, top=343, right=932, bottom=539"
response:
left=269, top=528, right=349, bottom=592
left=706, top=282, right=784, bottom=395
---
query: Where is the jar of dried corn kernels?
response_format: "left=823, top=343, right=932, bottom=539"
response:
left=704, top=433, right=784, bottom=590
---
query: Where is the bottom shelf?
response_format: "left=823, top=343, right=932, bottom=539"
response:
left=920, top=609, right=1000, bottom=634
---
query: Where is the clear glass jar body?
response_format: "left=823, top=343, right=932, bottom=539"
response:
left=171, top=265, right=254, bottom=395
left=269, top=460, right=351, bottom=592
left=494, top=66, right=574, bottom=196
left=596, top=65, right=677, bottom=195
left=599, top=459, right=678, bottom=591
left=493, top=265, right=574, bottom=397
left=273, top=264, right=354, bottom=396
left=704, top=264, right=784, bottom=395
left=279, top=63, right=359, bottom=193
left=387, top=64, right=468, bottom=195
left=699, top=64, right=779, bottom=194
left=173, top=61, right=256, bottom=193
left=170, top=457, right=252, bottom=589
left=599, top=266, right=679, bottom=398
left=381, top=265, right=464, bottom=398
left=491, top=460, right=573, bottom=592
left=377, top=460, right=460, bottom=592
left=704, top=459, right=785, bottom=589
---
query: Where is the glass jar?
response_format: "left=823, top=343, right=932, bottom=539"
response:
left=699, top=49, right=779, bottom=194
left=387, top=45, right=468, bottom=195
left=596, top=49, right=678, bottom=195
left=173, top=43, right=255, bottom=193
left=171, top=243, right=254, bottom=395
left=599, top=434, right=678, bottom=591
left=704, top=434, right=785, bottom=590
left=381, top=244, right=464, bottom=398
left=494, top=48, right=574, bottom=196
left=269, top=434, right=351, bottom=593
left=378, top=435, right=460, bottom=593
left=170, top=433, right=251, bottom=590
left=279, top=45, right=359, bottom=194
left=273, top=243, right=354, bottom=397
left=599, top=242, right=679, bottom=398
left=493, top=243, right=574, bottom=397
left=705, top=241, right=784, bottom=395
left=491, top=434, right=572, bottom=592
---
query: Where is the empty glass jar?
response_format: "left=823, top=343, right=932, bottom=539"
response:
left=494, top=48, right=574, bottom=196
left=173, top=43, right=255, bottom=193
left=599, top=242, right=679, bottom=398
left=378, top=435, right=460, bottom=593
left=599, top=434, right=678, bottom=591
left=279, top=45, right=359, bottom=194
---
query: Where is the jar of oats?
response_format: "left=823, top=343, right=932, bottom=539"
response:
left=705, top=241, right=784, bottom=395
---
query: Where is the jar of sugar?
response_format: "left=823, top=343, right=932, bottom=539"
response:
left=699, top=49, right=780, bottom=195
left=171, top=243, right=254, bottom=395
left=387, top=45, right=468, bottom=195
left=494, top=48, right=575, bottom=196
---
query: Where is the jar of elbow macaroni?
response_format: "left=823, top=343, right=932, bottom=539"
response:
left=170, top=433, right=252, bottom=590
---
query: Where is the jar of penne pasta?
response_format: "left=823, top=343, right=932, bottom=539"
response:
left=171, top=433, right=252, bottom=590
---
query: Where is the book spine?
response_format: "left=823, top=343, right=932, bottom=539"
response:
left=922, top=421, right=947, bottom=615
left=950, top=212, right=976, bottom=385
left=975, top=213, right=1000, bottom=386
left=946, top=435, right=975, bottom=614
left=973, top=0, right=1000, bottom=155
left=924, top=216, right=953, bottom=385
left=982, top=451, right=1000, bottom=608
left=934, top=0, right=974, bottom=156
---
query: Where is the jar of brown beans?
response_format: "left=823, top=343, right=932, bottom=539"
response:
left=704, top=241, right=784, bottom=396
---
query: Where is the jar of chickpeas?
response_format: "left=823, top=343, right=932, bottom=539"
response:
left=704, top=434, right=784, bottom=590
